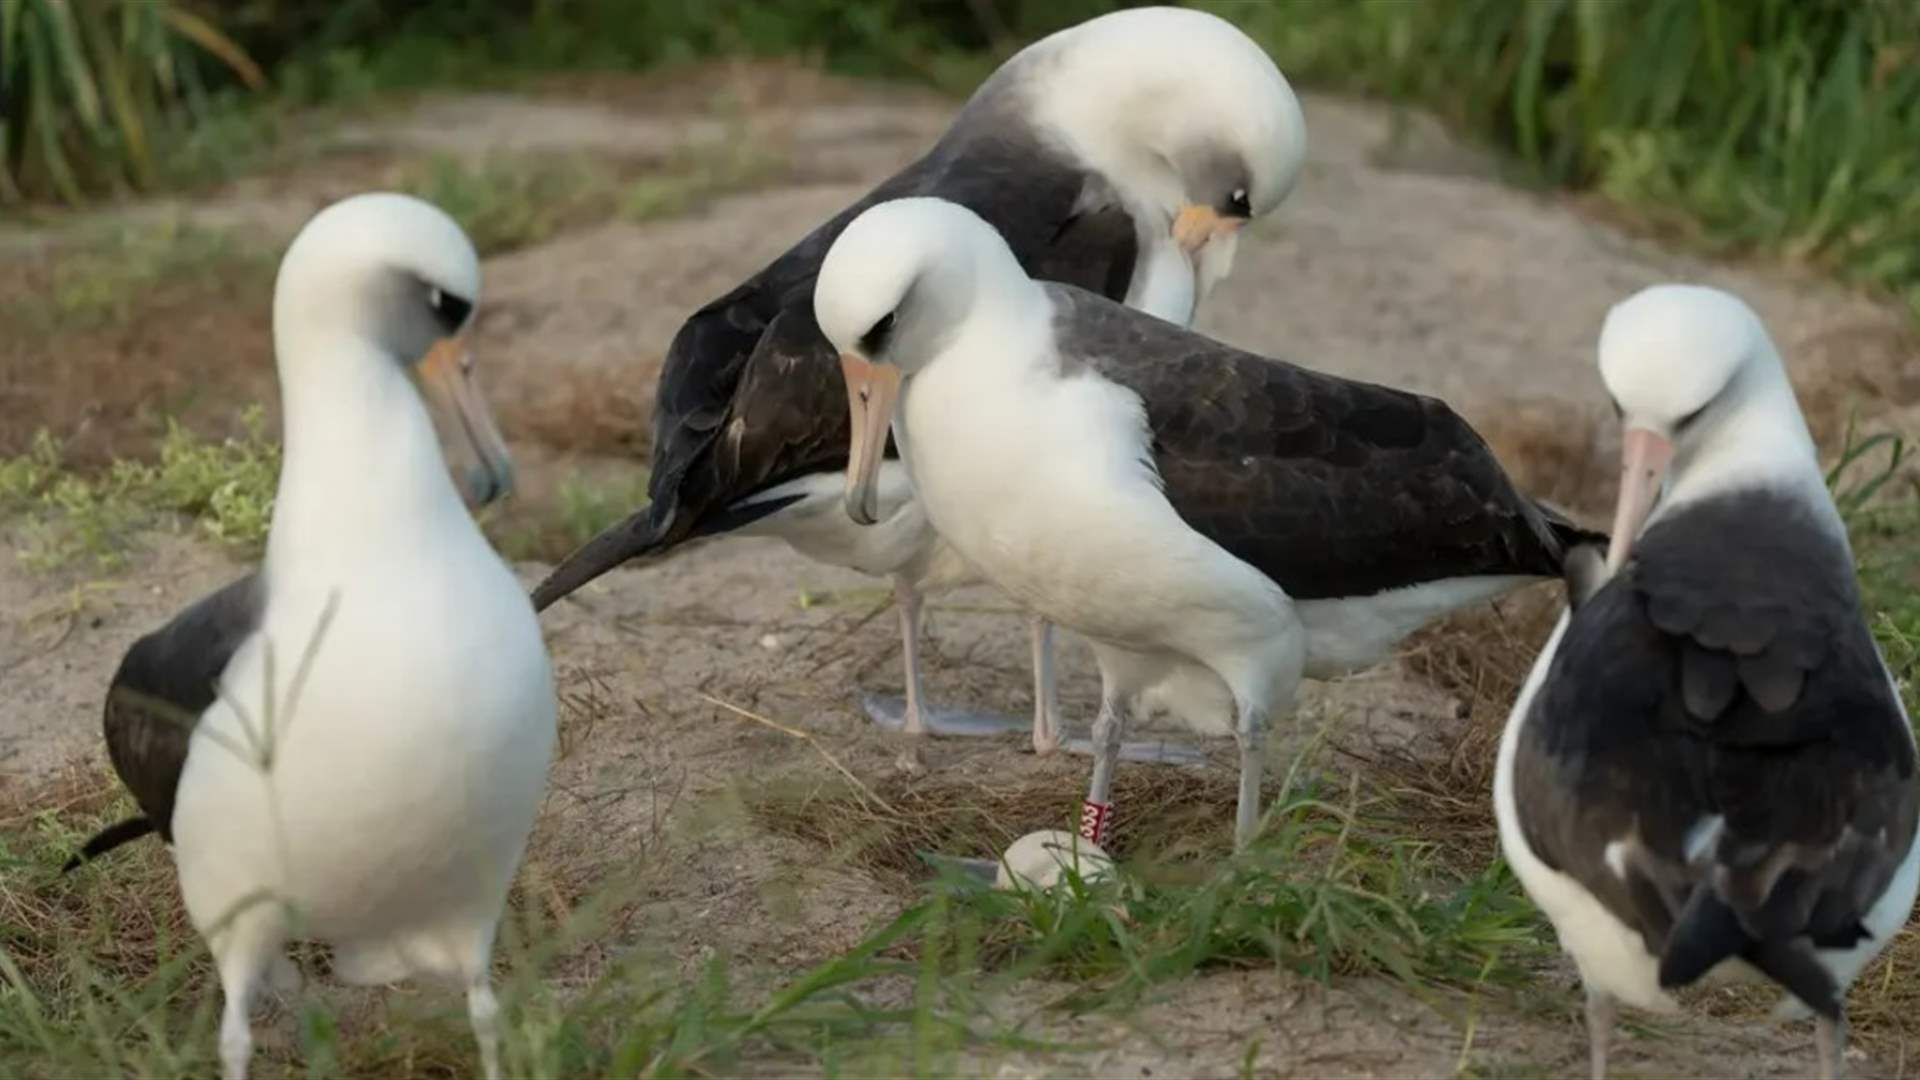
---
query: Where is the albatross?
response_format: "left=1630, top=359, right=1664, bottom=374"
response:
left=1495, top=284, right=1919, bottom=1080
left=814, top=196, right=1599, bottom=851
left=528, top=6, right=1307, bottom=756
left=64, top=193, right=556, bottom=1080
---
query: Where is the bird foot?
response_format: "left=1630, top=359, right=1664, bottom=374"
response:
left=893, top=744, right=927, bottom=776
left=861, top=694, right=1030, bottom=737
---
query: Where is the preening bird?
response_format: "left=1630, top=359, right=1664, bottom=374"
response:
left=1495, top=283, right=1919, bottom=1080
left=527, top=5, right=1307, bottom=756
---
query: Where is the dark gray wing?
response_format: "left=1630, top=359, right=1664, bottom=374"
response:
left=531, top=84, right=1139, bottom=610
left=1047, top=285, right=1578, bottom=598
left=69, top=573, right=263, bottom=867
left=1514, top=491, right=1916, bottom=1018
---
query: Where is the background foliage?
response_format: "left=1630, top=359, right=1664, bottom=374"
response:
left=8, top=0, right=1917, bottom=314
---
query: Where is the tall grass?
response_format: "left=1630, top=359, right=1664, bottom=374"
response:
left=1217, top=0, right=1920, bottom=315
left=0, top=0, right=264, bottom=204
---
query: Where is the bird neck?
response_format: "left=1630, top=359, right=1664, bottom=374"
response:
left=267, top=337, right=473, bottom=578
left=1657, top=363, right=1837, bottom=534
left=1125, top=230, right=1197, bottom=325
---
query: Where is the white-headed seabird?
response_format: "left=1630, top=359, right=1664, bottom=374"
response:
left=527, top=6, right=1308, bottom=756
left=813, top=197, right=1598, bottom=851
left=65, top=194, right=556, bottom=1080
left=1495, top=284, right=1919, bottom=1079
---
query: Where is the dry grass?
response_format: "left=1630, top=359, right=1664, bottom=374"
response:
left=754, top=751, right=1324, bottom=889
left=498, top=360, right=661, bottom=458
left=0, top=762, right=197, bottom=996
left=1467, top=396, right=1615, bottom=518
left=1326, top=398, right=1611, bottom=875
left=1360, top=587, right=1567, bottom=876
left=0, top=223, right=277, bottom=464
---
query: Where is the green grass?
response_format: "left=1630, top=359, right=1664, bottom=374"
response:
left=0, top=776, right=950, bottom=1078
left=1837, top=430, right=1920, bottom=718
left=1209, top=0, right=1920, bottom=317
left=391, top=152, right=613, bottom=257
left=392, top=135, right=786, bottom=256
left=921, top=780, right=1547, bottom=1011
left=4, top=218, right=271, bottom=339
left=488, top=467, right=652, bottom=563
left=16, top=1, right=1917, bottom=324
left=0, top=744, right=1549, bottom=1078
left=0, top=409, right=279, bottom=570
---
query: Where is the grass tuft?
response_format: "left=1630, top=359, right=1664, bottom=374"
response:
left=0, top=759, right=954, bottom=1078
left=755, top=744, right=1550, bottom=1012
left=490, top=467, right=652, bottom=564
left=4, top=219, right=270, bottom=339
left=393, top=134, right=788, bottom=256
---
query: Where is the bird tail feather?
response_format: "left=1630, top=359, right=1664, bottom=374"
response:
left=63, top=816, right=157, bottom=871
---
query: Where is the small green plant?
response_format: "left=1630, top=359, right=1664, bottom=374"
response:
left=487, top=467, right=650, bottom=563
left=7, top=219, right=270, bottom=337
left=393, top=135, right=791, bottom=257
left=0, top=409, right=280, bottom=570
left=394, top=152, right=614, bottom=256
left=622, top=138, right=787, bottom=222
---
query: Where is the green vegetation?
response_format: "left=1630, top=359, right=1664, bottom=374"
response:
left=0, top=409, right=279, bottom=570
left=0, top=776, right=933, bottom=1078
left=1835, top=427, right=1920, bottom=717
left=393, top=152, right=613, bottom=256
left=1216, top=0, right=1920, bottom=316
left=13, top=1, right=1919, bottom=318
left=905, top=781, right=1543, bottom=1006
left=1, top=742, right=1545, bottom=1077
left=6, top=218, right=270, bottom=336
left=393, top=135, right=784, bottom=255
left=0, top=0, right=263, bottom=203
left=489, top=467, right=652, bottom=563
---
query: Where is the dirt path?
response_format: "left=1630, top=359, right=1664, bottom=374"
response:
left=4, top=69, right=1917, bottom=1077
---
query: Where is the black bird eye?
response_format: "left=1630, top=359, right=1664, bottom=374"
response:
left=1227, top=188, right=1251, bottom=217
left=428, top=285, right=473, bottom=334
left=859, top=312, right=897, bottom=354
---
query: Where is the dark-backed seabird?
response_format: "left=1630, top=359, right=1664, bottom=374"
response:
left=527, top=6, right=1307, bottom=755
left=64, top=194, right=555, bottom=1080
left=813, top=197, right=1597, bottom=851
left=1496, top=284, right=1919, bottom=1079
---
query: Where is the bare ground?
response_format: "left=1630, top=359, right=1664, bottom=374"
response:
left=4, top=65, right=1918, bottom=1077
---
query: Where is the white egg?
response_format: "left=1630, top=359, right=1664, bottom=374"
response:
left=994, top=829, right=1116, bottom=891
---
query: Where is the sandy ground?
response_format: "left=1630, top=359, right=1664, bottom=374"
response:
left=4, top=67, right=1918, bottom=1077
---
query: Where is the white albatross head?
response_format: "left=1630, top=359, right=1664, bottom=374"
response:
left=1008, top=6, right=1306, bottom=305
left=1596, top=283, right=1817, bottom=570
left=273, top=192, right=512, bottom=505
left=815, top=197, right=1036, bottom=526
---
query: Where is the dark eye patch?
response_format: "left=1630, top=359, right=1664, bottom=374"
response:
left=1225, top=187, right=1252, bottom=217
left=1673, top=400, right=1710, bottom=433
left=428, top=286, right=473, bottom=334
left=859, top=312, right=897, bottom=354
